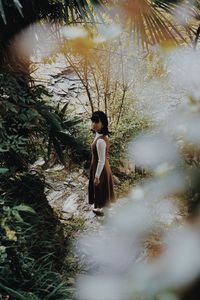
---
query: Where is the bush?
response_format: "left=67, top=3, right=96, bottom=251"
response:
left=0, top=172, right=72, bottom=299
left=110, top=111, right=152, bottom=170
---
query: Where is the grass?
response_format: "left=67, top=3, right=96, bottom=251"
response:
left=115, top=171, right=150, bottom=198
left=62, top=216, right=85, bottom=284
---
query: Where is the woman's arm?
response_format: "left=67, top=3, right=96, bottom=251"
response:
left=95, top=138, right=106, bottom=180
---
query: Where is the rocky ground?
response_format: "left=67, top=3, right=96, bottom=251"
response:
left=42, top=164, right=132, bottom=233
left=32, top=55, right=89, bottom=116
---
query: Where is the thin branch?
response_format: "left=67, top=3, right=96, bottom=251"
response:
left=193, top=24, right=200, bottom=49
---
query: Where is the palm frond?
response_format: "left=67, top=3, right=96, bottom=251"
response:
left=116, top=0, right=196, bottom=46
left=108, top=0, right=200, bottom=47
left=0, top=0, right=23, bottom=24
left=63, top=118, right=82, bottom=128
left=13, top=0, right=23, bottom=17
left=0, top=0, right=104, bottom=25
left=36, top=105, right=63, bottom=132
left=0, top=0, right=6, bottom=24
left=51, top=134, right=66, bottom=165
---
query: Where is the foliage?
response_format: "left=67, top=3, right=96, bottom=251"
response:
left=0, top=0, right=104, bottom=34
left=0, top=171, right=73, bottom=299
left=0, top=69, right=89, bottom=297
left=0, top=72, right=42, bottom=170
left=110, top=110, right=152, bottom=170
left=50, top=102, right=90, bottom=167
left=63, top=216, right=85, bottom=277
left=0, top=0, right=199, bottom=71
left=115, top=171, right=149, bottom=198
left=0, top=71, right=89, bottom=170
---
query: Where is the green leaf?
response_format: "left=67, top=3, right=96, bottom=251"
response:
left=56, top=130, right=76, bottom=146
left=36, top=106, right=63, bottom=132
left=52, top=135, right=66, bottom=165
left=0, top=0, right=6, bottom=24
left=60, top=102, right=70, bottom=119
left=12, top=210, right=23, bottom=222
left=13, top=204, right=36, bottom=214
left=63, top=117, right=82, bottom=128
left=0, top=168, right=9, bottom=174
left=0, top=282, right=27, bottom=300
left=75, top=0, right=87, bottom=21
left=13, top=0, right=23, bottom=17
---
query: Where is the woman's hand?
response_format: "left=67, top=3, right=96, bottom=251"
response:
left=94, top=177, right=100, bottom=186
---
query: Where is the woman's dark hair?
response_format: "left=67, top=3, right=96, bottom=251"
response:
left=91, top=111, right=111, bottom=135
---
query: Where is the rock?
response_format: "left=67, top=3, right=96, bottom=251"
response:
left=69, top=182, right=78, bottom=187
left=52, top=95, right=62, bottom=102
left=116, top=158, right=135, bottom=175
left=63, top=181, right=70, bottom=185
left=61, top=212, right=73, bottom=220
left=45, top=164, right=65, bottom=172
left=113, top=175, right=120, bottom=184
left=47, top=190, right=64, bottom=204
left=116, top=165, right=129, bottom=175
left=62, top=193, right=79, bottom=213
left=30, top=157, right=45, bottom=168
left=78, top=176, right=88, bottom=184
left=77, top=93, right=88, bottom=104
left=57, top=82, right=69, bottom=93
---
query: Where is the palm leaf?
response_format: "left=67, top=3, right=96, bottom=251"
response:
left=13, top=0, right=23, bottom=17
left=63, top=117, right=82, bottom=128
left=0, top=0, right=6, bottom=24
left=36, top=105, right=63, bottom=132
left=56, top=130, right=78, bottom=147
left=54, top=0, right=105, bottom=24
left=105, top=0, right=200, bottom=48
left=51, top=134, right=66, bottom=165
left=0, top=282, right=27, bottom=300
left=0, top=0, right=23, bottom=24
left=59, top=102, right=70, bottom=120
left=0, top=167, right=9, bottom=174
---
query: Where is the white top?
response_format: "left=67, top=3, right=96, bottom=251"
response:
left=93, top=132, right=106, bottom=179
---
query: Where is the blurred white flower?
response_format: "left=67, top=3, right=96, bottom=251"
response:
left=134, top=76, right=183, bottom=122
left=60, top=25, right=88, bottom=39
left=14, top=22, right=58, bottom=59
left=156, top=293, right=180, bottom=300
left=77, top=210, right=200, bottom=300
left=77, top=275, right=128, bottom=300
left=128, top=133, right=180, bottom=171
left=77, top=184, right=200, bottom=300
left=142, top=172, right=185, bottom=199
left=78, top=231, right=140, bottom=273
left=165, top=47, right=200, bottom=91
left=94, top=24, right=122, bottom=43
left=165, top=110, right=200, bottom=145
left=131, top=225, right=200, bottom=296
left=172, top=1, right=195, bottom=25
left=131, top=187, right=144, bottom=200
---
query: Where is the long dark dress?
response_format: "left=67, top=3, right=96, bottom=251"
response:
left=88, top=135, right=115, bottom=208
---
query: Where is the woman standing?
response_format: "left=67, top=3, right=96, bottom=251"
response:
left=88, top=111, right=115, bottom=216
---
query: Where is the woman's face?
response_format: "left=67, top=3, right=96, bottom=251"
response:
left=91, top=119, right=103, bottom=132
